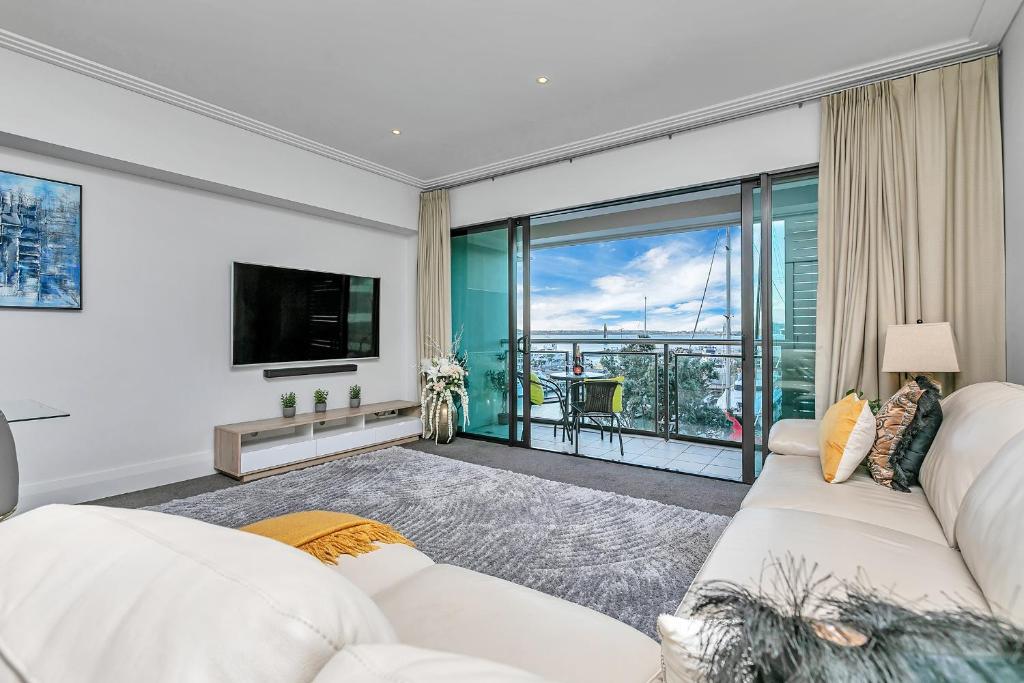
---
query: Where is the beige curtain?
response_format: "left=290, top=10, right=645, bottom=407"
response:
left=816, top=55, right=1005, bottom=414
left=416, top=189, right=452, bottom=365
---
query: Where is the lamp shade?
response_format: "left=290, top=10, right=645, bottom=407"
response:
left=882, top=322, right=960, bottom=373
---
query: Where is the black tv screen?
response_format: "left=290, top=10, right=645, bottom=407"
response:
left=232, top=262, right=380, bottom=366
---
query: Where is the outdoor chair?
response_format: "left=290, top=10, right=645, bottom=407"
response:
left=518, top=372, right=573, bottom=443
left=573, top=376, right=625, bottom=459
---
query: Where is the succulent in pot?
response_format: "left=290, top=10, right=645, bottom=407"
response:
left=349, top=384, right=362, bottom=408
left=313, top=388, right=329, bottom=413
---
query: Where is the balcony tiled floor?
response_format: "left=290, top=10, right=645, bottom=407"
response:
left=528, top=423, right=743, bottom=482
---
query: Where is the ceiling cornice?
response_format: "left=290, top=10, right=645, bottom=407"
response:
left=0, top=28, right=427, bottom=189
left=423, top=38, right=996, bottom=190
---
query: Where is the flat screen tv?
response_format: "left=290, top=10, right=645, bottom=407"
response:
left=232, top=262, right=380, bottom=366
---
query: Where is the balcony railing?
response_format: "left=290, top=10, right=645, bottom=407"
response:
left=524, top=337, right=748, bottom=448
left=521, top=337, right=816, bottom=445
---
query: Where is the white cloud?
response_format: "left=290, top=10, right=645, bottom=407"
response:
left=530, top=235, right=735, bottom=332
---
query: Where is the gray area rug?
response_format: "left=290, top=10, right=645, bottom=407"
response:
left=149, top=446, right=730, bottom=636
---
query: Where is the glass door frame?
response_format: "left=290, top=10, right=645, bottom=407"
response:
left=452, top=164, right=818, bottom=484
left=740, top=178, right=758, bottom=483
left=510, top=216, right=532, bottom=448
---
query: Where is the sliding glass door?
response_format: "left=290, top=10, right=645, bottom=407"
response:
left=451, top=168, right=818, bottom=484
left=450, top=221, right=512, bottom=440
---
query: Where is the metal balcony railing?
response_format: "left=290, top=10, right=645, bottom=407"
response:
left=523, top=337, right=748, bottom=448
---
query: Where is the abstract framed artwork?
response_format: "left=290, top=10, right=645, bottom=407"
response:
left=0, top=170, right=82, bottom=310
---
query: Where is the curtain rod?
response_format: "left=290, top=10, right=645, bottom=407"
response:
left=437, top=47, right=1000, bottom=191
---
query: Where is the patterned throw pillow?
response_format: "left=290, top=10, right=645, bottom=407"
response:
left=867, top=379, right=925, bottom=489
left=888, top=375, right=943, bottom=492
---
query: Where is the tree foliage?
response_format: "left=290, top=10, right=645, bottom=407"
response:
left=600, top=342, right=731, bottom=438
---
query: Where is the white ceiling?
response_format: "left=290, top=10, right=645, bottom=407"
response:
left=0, top=0, right=1019, bottom=187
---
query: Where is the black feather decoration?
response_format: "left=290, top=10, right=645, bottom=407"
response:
left=687, top=556, right=1024, bottom=683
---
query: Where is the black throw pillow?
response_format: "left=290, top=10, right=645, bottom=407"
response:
left=889, top=375, right=943, bottom=492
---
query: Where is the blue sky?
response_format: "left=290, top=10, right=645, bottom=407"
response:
left=529, top=228, right=741, bottom=333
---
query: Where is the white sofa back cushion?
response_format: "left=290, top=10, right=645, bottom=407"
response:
left=919, top=382, right=1024, bottom=546
left=955, top=431, right=1024, bottom=626
left=0, top=505, right=395, bottom=683
left=313, top=644, right=553, bottom=682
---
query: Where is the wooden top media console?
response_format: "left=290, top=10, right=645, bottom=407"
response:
left=214, top=400, right=422, bottom=482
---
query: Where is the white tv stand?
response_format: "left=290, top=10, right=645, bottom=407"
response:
left=214, top=400, right=422, bottom=482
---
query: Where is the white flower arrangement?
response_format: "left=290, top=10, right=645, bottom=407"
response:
left=420, top=332, right=470, bottom=443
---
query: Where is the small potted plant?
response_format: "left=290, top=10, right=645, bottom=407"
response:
left=484, top=368, right=509, bottom=425
left=280, top=392, right=297, bottom=418
left=349, top=384, right=362, bottom=408
left=313, top=388, right=329, bottom=413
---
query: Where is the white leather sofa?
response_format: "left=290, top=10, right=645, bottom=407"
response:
left=4, top=382, right=1021, bottom=683
left=0, top=503, right=661, bottom=683
left=663, top=381, right=1024, bottom=680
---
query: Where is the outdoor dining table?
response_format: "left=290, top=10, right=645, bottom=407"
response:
left=543, top=370, right=610, bottom=423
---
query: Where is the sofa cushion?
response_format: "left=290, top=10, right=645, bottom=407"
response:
left=372, top=564, right=661, bottom=683
left=955, top=431, right=1024, bottom=626
left=656, top=615, right=709, bottom=683
left=768, top=418, right=820, bottom=457
left=888, top=375, right=943, bottom=491
left=819, top=393, right=876, bottom=483
left=743, top=453, right=947, bottom=545
left=313, top=644, right=552, bottom=682
left=919, top=382, right=1024, bottom=547
left=0, top=505, right=395, bottom=683
left=333, top=543, right=436, bottom=596
left=676, top=508, right=988, bottom=618
left=866, top=380, right=924, bottom=489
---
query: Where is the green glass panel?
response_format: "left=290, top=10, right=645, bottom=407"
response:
left=451, top=226, right=510, bottom=439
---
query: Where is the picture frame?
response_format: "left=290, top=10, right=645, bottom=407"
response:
left=0, top=169, right=82, bottom=310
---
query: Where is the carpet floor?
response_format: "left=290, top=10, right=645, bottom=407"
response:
left=148, top=446, right=731, bottom=636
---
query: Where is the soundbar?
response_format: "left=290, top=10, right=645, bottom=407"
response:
left=263, top=364, right=357, bottom=379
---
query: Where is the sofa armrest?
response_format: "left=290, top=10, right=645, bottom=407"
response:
left=767, top=419, right=819, bottom=457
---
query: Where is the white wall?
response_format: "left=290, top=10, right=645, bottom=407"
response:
left=1003, top=8, right=1024, bottom=383
left=0, top=47, right=421, bottom=233
left=449, top=103, right=820, bottom=227
left=3, top=145, right=418, bottom=510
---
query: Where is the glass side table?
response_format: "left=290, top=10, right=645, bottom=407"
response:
left=1, top=399, right=70, bottom=521
left=0, top=399, right=70, bottom=423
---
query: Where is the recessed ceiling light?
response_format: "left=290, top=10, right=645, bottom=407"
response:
left=391, top=129, right=401, bottom=135
left=536, top=76, right=549, bottom=85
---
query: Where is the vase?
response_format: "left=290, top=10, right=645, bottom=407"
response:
left=349, top=398, right=361, bottom=408
left=433, top=401, right=456, bottom=444
left=282, top=406, right=296, bottom=418
left=315, top=402, right=327, bottom=413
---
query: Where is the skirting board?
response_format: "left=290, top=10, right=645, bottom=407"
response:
left=17, top=450, right=215, bottom=513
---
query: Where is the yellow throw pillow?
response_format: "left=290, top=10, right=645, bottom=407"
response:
left=819, top=393, right=876, bottom=483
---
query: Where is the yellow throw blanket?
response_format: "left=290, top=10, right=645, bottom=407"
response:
left=240, top=510, right=414, bottom=564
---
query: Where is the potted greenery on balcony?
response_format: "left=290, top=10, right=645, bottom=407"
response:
left=485, top=368, right=509, bottom=425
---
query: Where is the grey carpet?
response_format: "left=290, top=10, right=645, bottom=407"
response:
left=90, top=437, right=748, bottom=516
left=148, top=446, right=730, bottom=636
left=408, top=437, right=748, bottom=516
